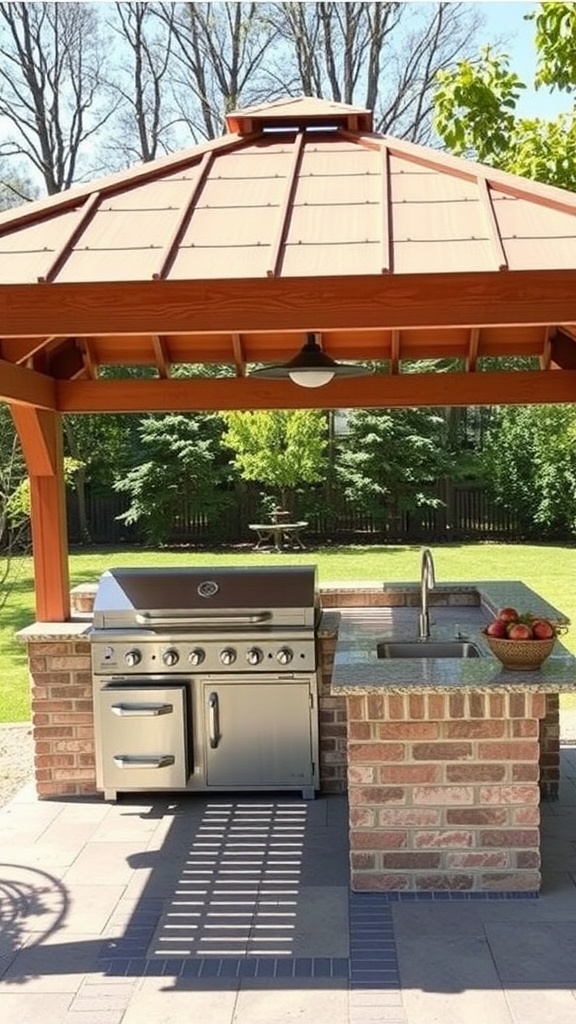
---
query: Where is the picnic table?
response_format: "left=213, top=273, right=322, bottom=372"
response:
left=248, top=520, right=308, bottom=552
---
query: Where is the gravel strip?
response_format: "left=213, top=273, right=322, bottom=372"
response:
left=0, top=724, right=34, bottom=807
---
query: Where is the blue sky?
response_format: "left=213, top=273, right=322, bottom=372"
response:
left=479, top=0, right=567, bottom=118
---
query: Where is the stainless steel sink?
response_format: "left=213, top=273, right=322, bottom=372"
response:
left=377, top=640, right=482, bottom=659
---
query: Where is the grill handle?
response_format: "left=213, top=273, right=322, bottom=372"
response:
left=208, top=691, right=220, bottom=749
left=111, top=702, right=173, bottom=717
left=134, top=612, right=272, bottom=626
left=112, top=755, right=175, bottom=769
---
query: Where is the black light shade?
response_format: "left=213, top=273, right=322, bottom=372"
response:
left=250, top=333, right=373, bottom=388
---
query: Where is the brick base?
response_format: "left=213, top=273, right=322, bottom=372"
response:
left=28, top=639, right=98, bottom=798
left=539, top=693, right=560, bottom=799
left=347, top=690, right=546, bottom=893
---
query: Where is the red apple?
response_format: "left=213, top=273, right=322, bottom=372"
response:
left=498, top=607, right=519, bottom=624
left=531, top=618, right=556, bottom=640
left=486, top=619, right=508, bottom=638
left=507, top=622, right=533, bottom=640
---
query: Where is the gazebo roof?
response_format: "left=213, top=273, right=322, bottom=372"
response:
left=1, top=96, right=576, bottom=411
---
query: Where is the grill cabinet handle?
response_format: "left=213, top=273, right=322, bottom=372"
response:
left=111, top=702, right=173, bottom=717
left=208, top=691, right=220, bottom=749
left=135, top=612, right=271, bottom=626
left=112, top=755, right=175, bottom=769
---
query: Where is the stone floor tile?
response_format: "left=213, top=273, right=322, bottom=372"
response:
left=232, top=982, right=349, bottom=1023
left=121, top=980, right=238, bottom=1024
left=505, top=988, right=576, bottom=1024
left=0, top=991, right=72, bottom=1023
left=61, top=842, right=144, bottom=886
left=62, top=1013, right=124, bottom=1024
left=485, top=921, right=576, bottom=985
left=0, top=931, right=103, bottom=989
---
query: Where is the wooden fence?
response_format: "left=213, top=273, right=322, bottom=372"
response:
left=66, top=481, right=523, bottom=547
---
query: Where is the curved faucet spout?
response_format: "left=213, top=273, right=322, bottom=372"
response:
left=419, top=548, right=436, bottom=639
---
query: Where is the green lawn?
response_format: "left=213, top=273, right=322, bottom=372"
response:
left=3, top=541, right=576, bottom=723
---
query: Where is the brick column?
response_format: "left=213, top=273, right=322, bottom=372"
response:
left=539, top=693, right=560, bottom=799
left=27, top=638, right=97, bottom=798
left=317, top=627, right=347, bottom=793
left=347, top=690, right=546, bottom=893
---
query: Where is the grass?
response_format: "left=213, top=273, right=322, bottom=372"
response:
left=3, top=541, right=576, bottom=723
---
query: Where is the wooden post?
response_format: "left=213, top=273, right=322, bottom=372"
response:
left=10, top=406, right=70, bottom=621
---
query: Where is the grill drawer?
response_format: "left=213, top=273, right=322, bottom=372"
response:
left=95, top=684, right=188, bottom=794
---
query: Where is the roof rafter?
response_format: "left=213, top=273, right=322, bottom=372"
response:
left=267, top=130, right=304, bottom=278
left=151, top=151, right=214, bottom=281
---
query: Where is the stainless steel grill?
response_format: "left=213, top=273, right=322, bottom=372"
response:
left=91, top=566, right=321, bottom=801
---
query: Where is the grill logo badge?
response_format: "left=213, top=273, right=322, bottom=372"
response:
left=198, top=580, right=219, bottom=599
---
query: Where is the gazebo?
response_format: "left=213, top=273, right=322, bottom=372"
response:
left=2, top=96, right=576, bottom=622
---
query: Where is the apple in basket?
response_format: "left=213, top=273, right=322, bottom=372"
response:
left=486, top=618, right=508, bottom=638
left=531, top=618, right=556, bottom=640
left=497, top=607, right=519, bottom=625
left=507, top=622, right=533, bottom=640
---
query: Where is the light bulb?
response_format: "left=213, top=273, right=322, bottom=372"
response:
left=288, top=370, right=335, bottom=388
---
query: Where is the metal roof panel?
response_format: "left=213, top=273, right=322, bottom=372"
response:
left=392, top=238, right=495, bottom=274
left=392, top=201, right=487, bottom=243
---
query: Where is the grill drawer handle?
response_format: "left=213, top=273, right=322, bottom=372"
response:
left=208, top=691, right=220, bottom=749
left=111, top=702, right=173, bottom=717
left=112, top=755, right=175, bottom=769
left=135, top=612, right=271, bottom=626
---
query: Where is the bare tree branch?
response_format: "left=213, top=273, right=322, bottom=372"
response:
left=0, top=2, right=117, bottom=194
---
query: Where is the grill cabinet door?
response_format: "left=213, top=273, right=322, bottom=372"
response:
left=96, top=684, right=188, bottom=792
left=201, top=678, right=315, bottom=788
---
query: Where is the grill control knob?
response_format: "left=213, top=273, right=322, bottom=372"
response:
left=246, top=647, right=263, bottom=666
left=162, top=648, right=180, bottom=667
left=276, top=647, right=293, bottom=665
left=220, top=647, right=236, bottom=666
left=189, top=648, right=205, bottom=667
left=125, top=649, right=142, bottom=668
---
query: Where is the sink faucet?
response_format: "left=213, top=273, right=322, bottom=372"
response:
left=419, top=548, right=436, bottom=639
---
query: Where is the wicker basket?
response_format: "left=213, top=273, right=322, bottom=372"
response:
left=482, top=631, right=555, bottom=671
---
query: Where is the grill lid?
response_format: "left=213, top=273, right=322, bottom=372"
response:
left=92, top=565, right=319, bottom=631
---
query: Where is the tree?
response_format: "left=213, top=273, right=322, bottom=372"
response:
left=0, top=2, right=115, bottom=193
left=155, top=1, right=482, bottom=143
left=114, top=413, right=231, bottom=545
left=335, top=407, right=456, bottom=530
left=273, top=1, right=483, bottom=141
left=162, top=2, right=278, bottom=141
left=222, top=410, right=329, bottom=514
left=482, top=405, right=576, bottom=536
left=107, top=2, right=178, bottom=164
left=433, top=2, right=576, bottom=187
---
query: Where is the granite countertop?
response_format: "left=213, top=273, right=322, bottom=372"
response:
left=330, top=581, right=576, bottom=694
left=16, top=620, right=92, bottom=642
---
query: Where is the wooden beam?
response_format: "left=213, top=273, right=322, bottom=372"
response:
left=56, top=369, right=576, bottom=412
left=231, top=333, right=246, bottom=376
left=0, top=357, right=56, bottom=408
left=3, top=271, right=576, bottom=337
left=466, top=328, right=480, bottom=372
left=78, top=338, right=97, bottom=379
left=540, top=326, right=553, bottom=370
left=151, top=335, right=170, bottom=377
left=389, top=329, right=400, bottom=374
left=550, top=329, right=576, bottom=369
left=10, top=408, right=69, bottom=621
left=10, top=405, right=58, bottom=474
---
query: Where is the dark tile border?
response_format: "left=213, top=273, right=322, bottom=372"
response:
left=98, top=888, right=538, bottom=984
